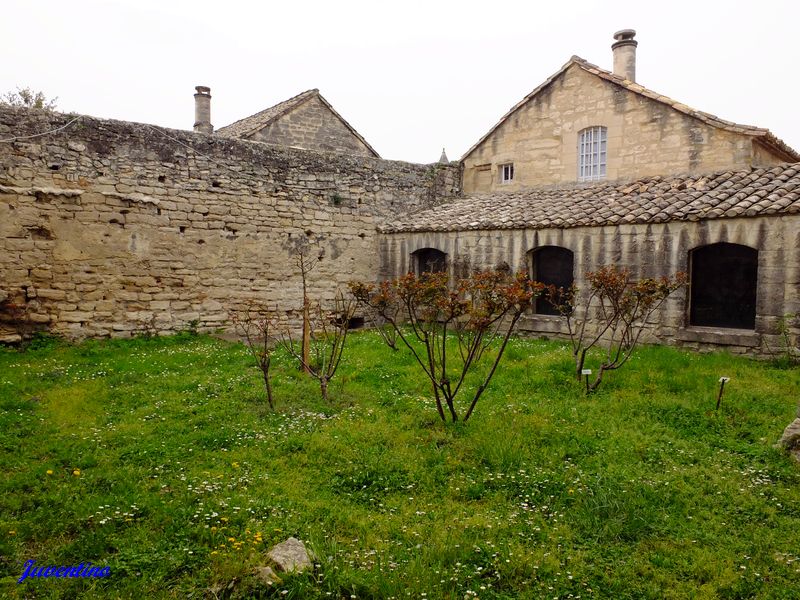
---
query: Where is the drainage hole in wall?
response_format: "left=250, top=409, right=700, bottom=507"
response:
left=158, top=175, right=166, bottom=183
left=212, top=180, right=222, bottom=188
left=179, top=226, right=186, bottom=234
left=197, top=239, right=205, bottom=245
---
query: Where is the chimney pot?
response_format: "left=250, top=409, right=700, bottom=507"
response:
left=193, top=86, right=213, bottom=134
left=611, top=29, right=637, bottom=82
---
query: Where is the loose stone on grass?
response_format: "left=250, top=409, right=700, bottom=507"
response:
left=777, top=418, right=800, bottom=461
left=266, top=537, right=313, bottom=573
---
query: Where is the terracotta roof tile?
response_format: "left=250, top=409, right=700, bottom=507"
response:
left=383, top=164, right=800, bottom=233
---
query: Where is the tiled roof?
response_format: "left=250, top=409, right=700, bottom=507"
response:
left=216, top=89, right=318, bottom=138
left=383, top=164, right=800, bottom=233
left=461, top=57, right=800, bottom=163
left=216, top=89, right=380, bottom=157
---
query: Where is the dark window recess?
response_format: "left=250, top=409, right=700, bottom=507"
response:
left=531, top=246, right=574, bottom=315
left=412, top=248, right=447, bottom=275
left=347, top=316, right=365, bottom=330
left=331, top=315, right=365, bottom=330
left=690, top=243, right=758, bottom=329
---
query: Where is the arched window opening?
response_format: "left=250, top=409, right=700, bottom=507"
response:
left=578, top=126, right=607, bottom=182
left=690, top=242, right=758, bottom=329
left=412, top=248, right=447, bottom=276
left=530, top=246, right=574, bottom=315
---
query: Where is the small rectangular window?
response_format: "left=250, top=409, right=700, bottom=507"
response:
left=500, top=163, right=514, bottom=184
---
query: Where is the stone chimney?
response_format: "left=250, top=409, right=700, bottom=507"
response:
left=193, top=86, right=213, bottom=134
left=612, top=29, right=637, bottom=82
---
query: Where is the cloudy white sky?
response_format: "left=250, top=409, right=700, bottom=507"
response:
left=4, top=0, right=799, bottom=163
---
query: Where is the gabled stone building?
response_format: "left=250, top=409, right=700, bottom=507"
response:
left=462, top=30, right=797, bottom=194
left=194, top=86, right=379, bottom=157
left=381, top=30, right=800, bottom=354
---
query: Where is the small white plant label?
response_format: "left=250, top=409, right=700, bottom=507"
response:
left=581, top=369, right=592, bottom=375
left=719, top=376, right=730, bottom=383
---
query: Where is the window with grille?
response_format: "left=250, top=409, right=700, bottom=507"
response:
left=499, top=163, right=514, bottom=184
left=578, top=126, right=607, bottom=182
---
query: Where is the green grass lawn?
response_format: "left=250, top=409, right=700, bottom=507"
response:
left=0, top=332, right=799, bottom=599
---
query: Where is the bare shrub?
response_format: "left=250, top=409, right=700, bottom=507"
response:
left=350, top=269, right=542, bottom=423
left=230, top=302, right=278, bottom=409
left=282, top=293, right=355, bottom=402
left=544, top=266, right=687, bottom=392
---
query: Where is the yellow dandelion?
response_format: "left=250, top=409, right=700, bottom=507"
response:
left=210, top=551, right=218, bottom=556
left=9, top=531, right=16, bottom=536
left=210, top=526, right=218, bottom=533
left=46, top=470, right=53, bottom=475
left=72, top=469, right=81, bottom=476
left=232, top=462, right=240, bottom=468
left=228, top=537, right=235, bottom=542
left=220, top=517, right=228, bottom=522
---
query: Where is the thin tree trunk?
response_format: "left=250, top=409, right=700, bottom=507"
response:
left=432, top=383, right=446, bottom=422
left=262, top=364, right=274, bottom=410
left=302, top=300, right=311, bottom=375
left=320, top=377, right=328, bottom=402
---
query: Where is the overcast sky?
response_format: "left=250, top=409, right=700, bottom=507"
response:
left=4, top=0, right=799, bottom=164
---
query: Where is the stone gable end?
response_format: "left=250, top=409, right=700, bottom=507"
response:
left=250, top=95, right=375, bottom=157
left=463, top=65, right=787, bottom=193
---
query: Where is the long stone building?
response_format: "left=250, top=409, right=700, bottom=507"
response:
left=1, top=30, right=798, bottom=354
left=382, top=30, right=800, bottom=354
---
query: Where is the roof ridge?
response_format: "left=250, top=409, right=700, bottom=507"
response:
left=215, top=88, right=379, bottom=158
left=216, top=89, right=318, bottom=137
left=461, top=57, right=800, bottom=162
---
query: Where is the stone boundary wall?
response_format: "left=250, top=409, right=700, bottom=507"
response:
left=380, top=216, right=800, bottom=355
left=0, top=106, right=461, bottom=341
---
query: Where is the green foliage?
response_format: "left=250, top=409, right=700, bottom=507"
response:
left=1, top=86, right=58, bottom=110
left=0, top=334, right=798, bottom=598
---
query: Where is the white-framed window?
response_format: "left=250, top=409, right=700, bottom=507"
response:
left=578, top=126, right=607, bottom=182
left=499, top=163, right=514, bottom=184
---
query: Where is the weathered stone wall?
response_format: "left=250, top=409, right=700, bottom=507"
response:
left=249, top=95, right=376, bottom=157
left=463, top=65, right=788, bottom=194
left=380, top=215, right=800, bottom=355
left=0, top=106, right=460, bottom=341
